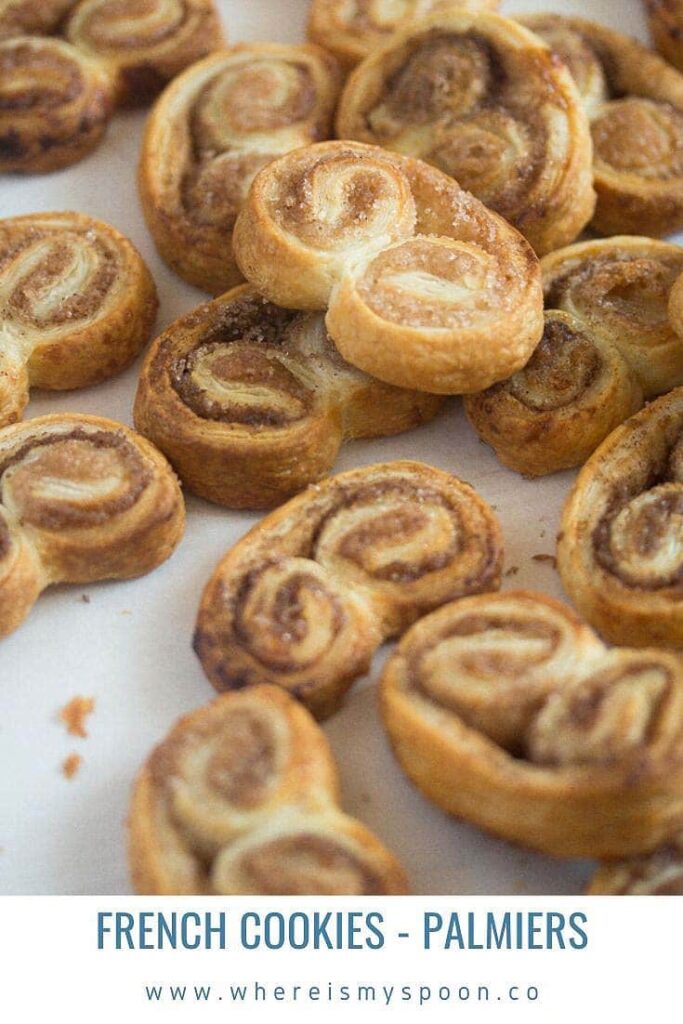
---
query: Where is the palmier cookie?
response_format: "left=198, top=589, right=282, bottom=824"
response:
left=381, top=590, right=683, bottom=859
left=139, top=43, right=342, bottom=295
left=134, top=285, right=444, bottom=510
left=307, top=0, right=499, bottom=69
left=335, top=10, right=595, bottom=257
left=521, top=14, right=683, bottom=238
left=129, top=685, right=409, bottom=895
left=64, top=0, right=224, bottom=107
left=558, top=388, right=683, bottom=650
left=0, top=35, right=113, bottom=172
left=588, top=832, right=683, bottom=895
left=0, top=414, right=184, bottom=638
left=0, top=212, right=158, bottom=428
left=466, top=235, right=683, bottom=473
left=233, top=141, right=544, bottom=395
left=0, top=0, right=77, bottom=38
left=194, top=461, right=503, bottom=720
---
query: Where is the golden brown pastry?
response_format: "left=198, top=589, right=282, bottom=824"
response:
left=0, top=0, right=77, bottom=38
left=307, top=0, right=499, bottom=68
left=194, top=461, right=503, bottom=719
left=0, top=212, right=158, bottom=427
left=0, top=414, right=184, bottom=638
left=0, top=35, right=114, bottom=172
left=521, top=13, right=683, bottom=238
left=541, top=237, right=683, bottom=399
left=138, top=44, right=341, bottom=295
left=381, top=590, right=683, bottom=859
left=335, top=10, right=595, bottom=256
left=464, top=311, right=644, bottom=477
left=645, top=1, right=683, bottom=74
left=134, top=285, right=443, bottom=509
left=64, top=0, right=224, bottom=106
left=558, top=388, right=683, bottom=650
left=233, top=141, right=544, bottom=395
left=588, top=833, right=683, bottom=894
left=129, top=685, right=409, bottom=895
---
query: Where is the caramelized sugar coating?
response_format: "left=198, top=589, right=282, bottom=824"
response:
left=522, top=13, right=683, bottom=238
left=381, top=590, right=683, bottom=858
left=307, top=0, right=499, bottom=68
left=464, top=311, right=644, bottom=477
left=233, top=141, right=544, bottom=395
left=194, top=461, right=503, bottom=719
left=0, top=0, right=77, bottom=38
left=0, top=414, right=184, bottom=637
left=0, top=212, right=158, bottom=427
left=134, top=285, right=443, bottom=509
left=0, top=35, right=113, bottom=172
left=558, top=387, right=683, bottom=648
left=336, top=10, right=595, bottom=256
left=138, top=43, right=342, bottom=294
left=64, top=0, right=223, bottom=106
left=129, top=685, right=409, bottom=894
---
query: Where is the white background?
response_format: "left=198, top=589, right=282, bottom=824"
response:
left=0, top=0, right=652, bottom=895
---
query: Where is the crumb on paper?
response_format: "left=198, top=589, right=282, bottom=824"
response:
left=504, top=566, right=519, bottom=578
left=59, top=696, right=95, bottom=739
left=120, top=609, right=132, bottom=617
left=62, top=753, right=82, bottom=780
left=532, top=554, right=558, bottom=571
left=80, top=593, right=91, bottom=604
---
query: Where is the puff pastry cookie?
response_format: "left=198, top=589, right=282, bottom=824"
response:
left=558, top=387, right=683, bottom=649
left=307, top=0, right=499, bottom=68
left=134, top=285, right=443, bottom=509
left=381, top=590, right=683, bottom=859
left=522, top=14, right=683, bottom=238
left=233, top=141, right=544, bottom=395
left=195, top=461, right=503, bottom=719
left=335, top=10, right=595, bottom=256
left=645, top=1, right=683, bottom=73
left=0, top=414, right=184, bottom=638
left=0, top=0, right=77, bottom=38
left=588, top=833, right=683, bottom=895
left=64, top=0, right=224, bottom=106
left=465, top=311, right=644, bottom=477
left=129, top=685, right=409, bottom=895
left=0, top=35, right=113, bottom=172
left=138, top=43, right=341, bottom=295
left=0, top=212, right=158, bottom=428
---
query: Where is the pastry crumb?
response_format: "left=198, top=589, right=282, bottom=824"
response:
left=59, top=696, right=95, bottom=738
left=532, top=554, right=558, bottom=570
left=504, top=566, right=519, bottom=577
left=80, top=593, right=91, bottom=604
left=62, top=753, right=82, bottom=780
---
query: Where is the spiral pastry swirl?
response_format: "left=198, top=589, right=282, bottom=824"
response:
left=558, top=388, right=683, bottom=649
left=464, top=311, right=644, bottom=477
left=134, top=285, right=442, bottom=509
left=64, top=0, right=223, bottom=106
left=542, top=237, right=683, bottom=399
left=335, top=10, right=595, bottom=256
left=0, top=36, right=113, bottom=172
left=0, top=212, right=158, bottom=427
left=381, top=590, right=683, bottom=858
left=588, top=831, right=683, bottom=895
left=138, top=44, right=341, bottom=295
left=521, top=14, right=683, bottom=238
left=234, top=141, right=544, bottom=395
left=307, top=0, right=499, bottom=68
left=129, top=685, right=409, bottom=894
left=0, top=0, right=77, bottom=39
left=194, top=461, right=502, bottom=719
left=0, top=414, right=184, bottom=637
